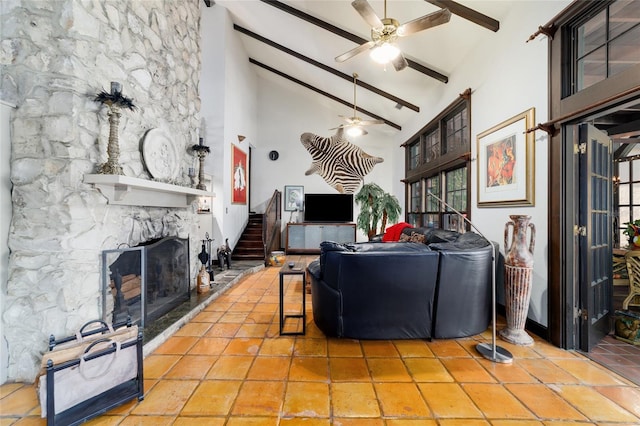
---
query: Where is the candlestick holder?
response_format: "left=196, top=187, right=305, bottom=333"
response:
left=188, top=167, right=197, bottom=188
left=94, top=82, right=136, bottom=175
left=191, top=138, right=210, bottom=190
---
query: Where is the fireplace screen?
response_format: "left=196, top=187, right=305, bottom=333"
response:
left=101, top=236, right=190, bottom=328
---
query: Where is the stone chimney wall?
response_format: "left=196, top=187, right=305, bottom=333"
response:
left=0, top=0, right=202, bottom=381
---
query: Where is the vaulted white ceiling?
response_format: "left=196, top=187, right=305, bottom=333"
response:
left=213, top=0, right=516, bottom=138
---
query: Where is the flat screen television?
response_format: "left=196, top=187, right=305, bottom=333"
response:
left=303, top=193, right=353, bottom=223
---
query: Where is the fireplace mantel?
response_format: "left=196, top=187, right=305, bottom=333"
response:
left=84, top=174, right=215, bottom=208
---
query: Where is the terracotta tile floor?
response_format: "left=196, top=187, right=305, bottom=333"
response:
left=2, top=262, right=640, bottom=425
left=584, top=285, right=640, bottom=386
left=587, top=334, right=640, bottom=386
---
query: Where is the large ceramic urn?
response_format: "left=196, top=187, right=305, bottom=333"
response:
left=499, top=215, right=536, bottom=346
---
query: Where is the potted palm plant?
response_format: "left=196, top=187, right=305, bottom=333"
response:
left=355, top=183, right=402, bottom=240
left=379, top=191, right=401, bottom=232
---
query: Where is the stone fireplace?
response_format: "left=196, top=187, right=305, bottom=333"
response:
left=1, top=0, right=205, bottom=382
left=104, top=236, right=190, bottom=330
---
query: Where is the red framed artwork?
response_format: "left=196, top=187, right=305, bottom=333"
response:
left=231, top=144, right=247, bottom=204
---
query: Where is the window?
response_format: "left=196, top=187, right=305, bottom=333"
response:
left=443, top=167, right=467, bottom=232
left=572, top=0, right=640, bottom=93
left=444, top=107, right=468, bottom=154
left=616, top=155, right=640, bottom=247
left=409, top=140, right=420, bottom=170
left=404, top=93, right=471, bottom=230
left=409, top=180, right=422, bottom=217
left=406, top=168, right=467, bottom=231
left=424, top=129, right=440, bottom=164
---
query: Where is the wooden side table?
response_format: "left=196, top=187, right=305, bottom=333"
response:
left=279, top=262, right=306, bottom=335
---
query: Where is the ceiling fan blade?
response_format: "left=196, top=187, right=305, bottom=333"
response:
left=397, top=8, right=452, bottom=36
left=335, top=40, right=375, bottom=62
left=359, top=119, right=385, bottom=126
left=391, top=52, right=408, bottom=71
left=351, top=0, right=383, bottom=29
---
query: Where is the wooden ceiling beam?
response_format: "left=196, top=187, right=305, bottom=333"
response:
left=607, top=119, right=640, bottom=138
left=249, top=58, right=402, bottom=131
left=259, top=0, right=448, bottom=84
left=425, top=0, right=499, bottom=32
left=234, top=24, right=419, bottom=113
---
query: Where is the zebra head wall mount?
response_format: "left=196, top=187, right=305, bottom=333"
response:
left=329, top=73, right=383, bottom=138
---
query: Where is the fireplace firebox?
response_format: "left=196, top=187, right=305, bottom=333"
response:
left=101, top=236, right=190, bottom=328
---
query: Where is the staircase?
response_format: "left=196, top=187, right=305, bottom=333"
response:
left=232, top=213, right=266, bottom=261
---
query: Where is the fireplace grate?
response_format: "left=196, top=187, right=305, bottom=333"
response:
left=101, top=236, right=190, bottom=328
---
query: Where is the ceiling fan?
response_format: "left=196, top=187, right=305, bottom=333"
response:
left=330, top=72, right=383, bottom=137
left=335, top=0, right=451, bottom=71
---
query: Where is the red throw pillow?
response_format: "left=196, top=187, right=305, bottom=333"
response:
left=382, top=222, right=413, bottom=242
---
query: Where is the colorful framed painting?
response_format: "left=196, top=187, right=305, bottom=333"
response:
left=284, top=185, right=304, bottom=211
left=231, top=144, right=247, bottom=204
left=477, top=108, right=535, bottom=207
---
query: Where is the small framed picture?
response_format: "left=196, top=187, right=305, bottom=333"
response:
left=284, top=185, right=304, bottom=211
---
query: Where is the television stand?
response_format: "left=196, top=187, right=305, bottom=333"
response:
left=285, top=223, right=356, bottom=254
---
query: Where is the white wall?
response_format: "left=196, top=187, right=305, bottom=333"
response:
left=200, top=5, right=226, bottom=249
left=253, top=76, right=397, bottom=241
left=200, top=5, right=258, bottom=250
left=222, top=11, right=258, bottom=245
left=390, top=1, right=571, bottom=326
left=0, top=100, right=15, bottom=384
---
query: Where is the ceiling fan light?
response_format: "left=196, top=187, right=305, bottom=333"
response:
left=370, top=43, right=400, bottom=64
left=347, top=126, right=365, bottom=137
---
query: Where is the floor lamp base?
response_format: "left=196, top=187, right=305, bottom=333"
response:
left=476, top=342, right=514, bottom=364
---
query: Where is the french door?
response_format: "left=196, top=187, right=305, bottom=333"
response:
left=577, top=123, right=613, bottom=352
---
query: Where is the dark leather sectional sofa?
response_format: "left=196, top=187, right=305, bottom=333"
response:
left=307, top=228, right=498, bottom=340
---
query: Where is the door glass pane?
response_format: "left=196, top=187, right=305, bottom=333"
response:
left=609, top=26, right=640, bottom=78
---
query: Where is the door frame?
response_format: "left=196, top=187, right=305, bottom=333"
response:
left=547, top=1, right=640, bottom=349
left=552, top=101, right=639, bottom=350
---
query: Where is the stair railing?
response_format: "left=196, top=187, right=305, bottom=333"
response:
left=262, top=190, right=281, bottom=265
